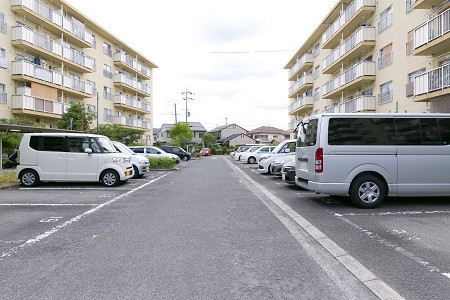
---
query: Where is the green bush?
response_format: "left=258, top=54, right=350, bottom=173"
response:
left=222, top=146, right=227, bottom=155
left=211, top=147, right=217, bottom=155
left=148, top=158, right=176, bottom=169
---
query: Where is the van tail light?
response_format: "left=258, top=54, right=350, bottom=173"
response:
left=315, top=147, right=323, bottom=173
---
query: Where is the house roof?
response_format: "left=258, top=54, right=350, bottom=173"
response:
left=208, top=123, right=247, bottom=133
left=247, top=126, right=289, bottom=135
left=159, top=122, right=207, bottom=133
left=153, top=128, right=160, bottom=135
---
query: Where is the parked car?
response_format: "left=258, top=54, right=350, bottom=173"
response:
left=240, top=146, right=276, bottom=164
left=129, top=146, right=180, bottom=164
left=258, top=139, right=296, bottom=174
left=234, top=146, right=262, bottom=161
left=160, top=145, right=191, bottom=161
left=231, top=146, right=252, bottom=160
left=112, top=141, right=150, bottom=179
left=200, top=148, right=211, bottom=156
left=16, top=133, right=133, bottom=187
left=270, top=155, right=295, bottom=176
left=281, top=159, right=296, bottom=184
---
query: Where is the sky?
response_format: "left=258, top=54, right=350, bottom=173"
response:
left=66, top=0, right=337, bottom=131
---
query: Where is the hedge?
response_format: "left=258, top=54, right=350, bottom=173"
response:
left=148, top=158, right=176, bottom=169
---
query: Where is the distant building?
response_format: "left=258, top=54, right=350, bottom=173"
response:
left=247, top=126, right=290, bottom=143
left=153, top=128, right=160, bottom=144
left=157, top=122, right=207, bottom=143
left=218, top=133, right=258, bottom=147
left=207, top=124, right=248, bottom=140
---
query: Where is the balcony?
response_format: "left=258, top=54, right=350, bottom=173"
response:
left=11, top=0, right=95, bottom=48
left=113, top=95, right=151, bottom=113
left=414, top=64, right=450, bottom=102
left=113, top=52, right=151, bottom=80
left=413, top=8, right=450, bottom=56
left=288, top=96, right=314, bottom=114
left=12, top=60, right=95, bottom=97
left=322, top=61, right=376, bottom=99
left=413, top=0, right=441, bottom=9
left=113, top=116, right=150, bottom=130
left=113, top=73, right=151, bottom=97
left=324, top=96, right=376, bottom=113
left=322, top=26, right=376, bottom=74
left=288, top=53, right=313, bottom=81
left=11, top=26, right=95, bottom=73
left=322, top=0, right=376, bottom=49
left=11, top=94, right=65, bottom=118
left=288, top=119, right=301, bottom=131
left=288, top=74, right=313, bottom=98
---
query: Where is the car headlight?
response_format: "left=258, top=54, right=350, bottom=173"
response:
left=139, top=159, right=147, bottom=164
left=113, top=157, right=130, bottom=163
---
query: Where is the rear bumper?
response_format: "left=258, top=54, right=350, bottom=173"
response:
left=295, top=176, right=349, bottom=195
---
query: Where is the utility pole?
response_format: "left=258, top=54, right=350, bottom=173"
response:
left=224, top=117, right=228, bottom=125
left=172, top=103, right=180, bottom=124
left=181, top=88, right=194, bottom=123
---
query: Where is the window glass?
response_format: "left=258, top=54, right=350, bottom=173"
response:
left=328, top=118, right=396, bottom=145
left=438, top=118, right=450, bottom=145
left=68, top=137, right=89, bottom=152
left=29, top=136, right=39, bottom=150
left=395, top=118, right=421, bottom=145
left=297, top=118, right=318, bottom=147
left=147, top=148, right=158, bottom=154
left=132, top=148, right=144, bottom=153
left=95, top=137, right=116, bottom=153
left=420, top=119, right=440, bottom=144
left=42, top=137, right=65, bottom=152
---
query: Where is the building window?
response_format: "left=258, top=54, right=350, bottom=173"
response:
left=0, top=48, right=6, bottom=68
left=378, top=44, right=393, bottom=69
left=362, top=89, right=373, bottom=96
left=406, top=30, right=414, bottom=55
left=408, top=69, right=426, bottom=83
left=314, top=87, right=320, bottom=101
left=313, top=65, right=320, bottom=79
left=0, top=13, right=6, bottom=33
left=104, top=109, right=112, bottom=122
left=103, top=64, right=112, bottom=78
left=104, top=86, right=112, bottom=99
left=406, top=0, right=414, bottom=13
left=103, top=42, right=112, bottom=57
left=0, top=84, right=6, bottom=103
left=378, top=6, right=393, bottom=33
left=85, top=104, right=96, bottom=113
left=378, top=81, right=393, bottom=104
left=313, top=43, right=320, bottom=58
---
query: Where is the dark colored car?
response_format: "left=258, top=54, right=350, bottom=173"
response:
left=281, top=159, right=295, bottom=184
left=161, top=145, right=191, bottom=161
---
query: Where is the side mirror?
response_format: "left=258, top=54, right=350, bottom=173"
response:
left=284, top=149, right=291, bottom=153
left=84, top=148, right=93, bottom=154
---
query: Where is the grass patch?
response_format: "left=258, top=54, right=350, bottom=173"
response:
left=148, top=158, right=176, bottom=169
left=0, top=172, right=19, bottom=187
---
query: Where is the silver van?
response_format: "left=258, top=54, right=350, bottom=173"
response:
left=295, top=113, right=450, bottom=208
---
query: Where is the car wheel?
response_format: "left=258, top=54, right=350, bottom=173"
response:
left=101, top=170, right=120, bottom=187
left=182, top=156, right=189, bottom=161
left=248, top=157, right=256, bottom=164
left=349, top=174, right=386, bottom=208
left=267, top=164, right=272, bottom=174
left=20, top=169, right=40, bottom=187
left=132, top=165, right=139, bottom=179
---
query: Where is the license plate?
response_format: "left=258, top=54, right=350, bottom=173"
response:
left=146, top=167, right=149, bottom=172
left=301, top=161, right=307, bottom=170
left=282, top=173, right=286, bottom=180
left=126, top=171, right=131, bottom=177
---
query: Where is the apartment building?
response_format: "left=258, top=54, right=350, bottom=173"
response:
left=0, top=0, right=157, bottom=145
left=285, top=0, right=450, bottom=132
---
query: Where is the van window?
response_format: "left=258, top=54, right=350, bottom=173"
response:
left=42, top=137, right=65, bottom=152
left=30, top=136, right=39, bottom=150
left=297, top=119, right=318, bottom=147
left=328, top=118, right=396, bottom=145
left=439, top=118, right=450, bottom=144
left=68, top=137, right=89, bottom=152
left=395, top=118, right=442, bottom=145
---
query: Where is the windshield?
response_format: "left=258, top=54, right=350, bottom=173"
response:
left=94, top=137, right=117, bottom=153
left=114, top=142, right=135, bottom=155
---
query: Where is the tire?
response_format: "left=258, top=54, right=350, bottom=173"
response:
left=20, top=169, right=40, bottom=187
left=267, top=164, right=272, bottom=174
left=132, top=165, right=139, bottom=179
left=101, top=170, right=120, bottom=187
left=248, top=157, right=256, bottom=164
left=182, top=156, right=189, bottom=161
left=349, top=175, right=386, bottom=208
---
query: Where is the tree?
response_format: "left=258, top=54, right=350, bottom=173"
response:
left=0, top=118, right=34, bottom=156
left=169, top=122, right=193, bottom=146
left=55, top=103, right=95, bottom=132
left=92, top=124, right=142, bottom=145
left=202, top=133, right=217, bottom=148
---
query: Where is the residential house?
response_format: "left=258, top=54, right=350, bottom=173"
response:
left=158, top=122, right=207, bottom=143
left=247, top=126, right=290, bottom=143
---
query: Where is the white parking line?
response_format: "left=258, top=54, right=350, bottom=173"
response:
left=1, top=172, right=172, bottom=260
left=19, top=187, right=131, bottom=191
left=0, top=203, right=98, bottom=206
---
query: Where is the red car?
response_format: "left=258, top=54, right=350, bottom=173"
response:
left=200, top=148, right=211, bottom=156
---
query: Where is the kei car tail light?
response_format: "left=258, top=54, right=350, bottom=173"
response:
left=315, top=147, right=323, bottom=173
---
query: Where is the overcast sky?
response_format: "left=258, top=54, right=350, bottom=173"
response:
left=66, top=0, right=337, bottom=131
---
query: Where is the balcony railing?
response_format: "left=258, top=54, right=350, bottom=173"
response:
left=113, top=52, right=151, bottom=78
left=378, top=51, right=393, bottom=68
left=12, top=60, right=95, bottom=96
left=288, top=96, right=313, bottom=114
left=12, top=26, right=95, bottom=71
left=414, top=64, right=450, bottom=96
left=11, top=0, right=96, bottom=47
left=288, top=53, right=313, bottom=78
left=324, top=96, right=376, bottom=113
left=113, top=94, right=150, bottom=112
left=414, top=7, right=450, bottom=49
left=288, top=74, right=313, bottom=96
left=323, top=61, right=376, bottom=96
left=0, top=92, right=6, bottom=103
left=11, top=94, right=66, bottom=115
left=378, top=90, right=393, bottom=104
left=113, top=116, right=150, bottom=130
left=288, top=120, right=301, bottom=131
left=322, top=0, right=376, bottom=46
left=113, top=73, right=151, bottom=95
left=322, top=26, right=376, bottom=71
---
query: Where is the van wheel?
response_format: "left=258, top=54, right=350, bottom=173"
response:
left=101, top=170, right=120, bottom=187
left=248, top=157, right=256, bottom=164
left=349, top=175, right=386, bottom=209
left=132, top=165, right=139, bottom=179
left=20, top=170, right=40, bottom=187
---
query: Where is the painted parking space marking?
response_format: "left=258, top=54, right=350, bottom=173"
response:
left=39, top=217, right=63, bottom=223
left=336, top=210, right=450, bottom=217
left=1, top=172, right=172, bottom=260
left=0, top=203, right=99, bottom=207
left=334, top=213, right=450, bottom=281
left=19, top=187, right=131, bottom=191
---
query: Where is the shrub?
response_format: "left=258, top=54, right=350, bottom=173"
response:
left=148, top=158, right=176, bottom=169
left=211, top=147, right=217, bottom=155
left=222, top=146, right=227, bottom=155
